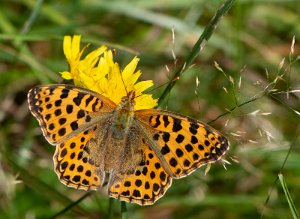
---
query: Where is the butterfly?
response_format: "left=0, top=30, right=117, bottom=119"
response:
left=28, top=84, right=229, bottom=205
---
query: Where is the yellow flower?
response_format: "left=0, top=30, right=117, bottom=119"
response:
left=60, top=35, right=107, bottom=86
left=61, top=35, right=157, bottom=110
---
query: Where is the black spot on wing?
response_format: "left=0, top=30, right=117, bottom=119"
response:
left=73, top=92, right=85, bottom=106
left=60, top=88, right=69, bottom=99
left=172, top=117, right=182, bottom=132
left=153, top=116, right=161, bottom=128
left=163, top=115, right=170, bottom=127
left=85, top=95, right=94, bottom=107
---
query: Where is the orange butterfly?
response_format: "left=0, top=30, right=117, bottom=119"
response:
left=28, top=84, right=229, bottom=205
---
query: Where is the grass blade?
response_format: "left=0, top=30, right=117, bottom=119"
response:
left=158, top=0, right=236, bottom=106
left=278, top=173, right=299, bottom=219
left=50, top=192, right=93, bottom=219
left=121, top=201, right=128, bottom=219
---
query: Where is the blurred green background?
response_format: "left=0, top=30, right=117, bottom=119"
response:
left=0, top=0, right=300, bottom=218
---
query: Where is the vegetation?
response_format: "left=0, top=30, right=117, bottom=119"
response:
left=0, top=0, right=299, bottom=218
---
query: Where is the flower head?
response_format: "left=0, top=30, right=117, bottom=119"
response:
left=61, top=35, right=157, bottom=110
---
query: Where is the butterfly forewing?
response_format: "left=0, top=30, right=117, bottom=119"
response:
left=28, top=85, right=116, bottom=144
left=135, top=109, right=229, bottom=178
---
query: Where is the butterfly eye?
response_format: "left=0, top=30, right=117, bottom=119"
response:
left=121, top=96, right=127, bottom=102
left=130, top=100, right=136, bottom=108
left=129, top=126, right=137, bottom=133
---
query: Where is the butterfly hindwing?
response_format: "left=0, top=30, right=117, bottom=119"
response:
left=54, top=126, right=105, bottom=190
left=108, top=140, right=172, bottom=205
left=135, top=109, right=229, bottom=178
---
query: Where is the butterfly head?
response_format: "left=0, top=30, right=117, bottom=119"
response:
left=119, top=90, right=136, bottom=112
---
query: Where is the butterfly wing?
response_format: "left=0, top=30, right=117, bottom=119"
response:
left=53, top=126, right=104, bottom=190
left=108, top=135, right=172, bottom=205
left=28, top=84, right=116, bottom=190
left=28, top=84, right=116, bottom=144
left=135, top=109, right=229, bottom=179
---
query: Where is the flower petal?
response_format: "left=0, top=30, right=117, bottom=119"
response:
left=63, top=36, right=72, bottom=60
left=61, top=35, right=158, bottom=110
left=83, top=46, right=107, bottom=69
left=135, top=94, right=158, bottom=110
left=60, top=71, right=73, bottom=80
left=71, top=35, right=81, bottom=60
left=134, top=80, right=154, bottom=93
left=122, top=56, right=139, bottom=79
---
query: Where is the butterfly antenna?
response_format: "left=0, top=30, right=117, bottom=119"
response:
left=114, top=49, right=128, bottom=95
left=120, top=72, right=128, bottom=95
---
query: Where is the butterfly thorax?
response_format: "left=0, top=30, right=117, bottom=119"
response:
left=112, top=91, right=136, bottom=139
left=103, top=91, right=140, bottom=172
